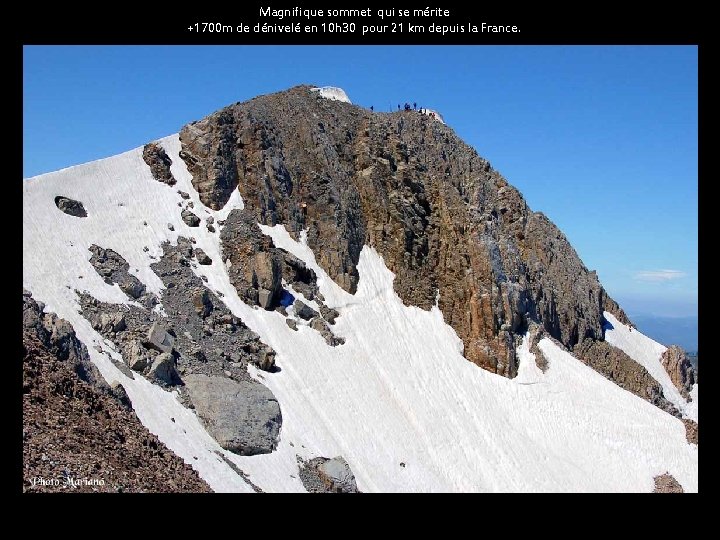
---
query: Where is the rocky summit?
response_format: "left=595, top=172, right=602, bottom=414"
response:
left=180, top=85, right=628, bottom=377
left=22, top=85, right=698, bottom=493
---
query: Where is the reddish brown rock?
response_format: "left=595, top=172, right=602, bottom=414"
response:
left=683, top=419, right=698, bottom=445
left=142, top=142, right=176, bottom=186
left=660, top=345, right=697, bottom=399
left=653, top=473, right=684, bottom=493
left=180, top=85, right=630, bottom=378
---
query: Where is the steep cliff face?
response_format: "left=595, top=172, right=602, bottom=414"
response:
left=179, top=85, right=629, bottom=378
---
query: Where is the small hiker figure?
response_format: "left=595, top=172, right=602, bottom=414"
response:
left=397, top=104, right=401, bottom=111
left=413, top=102, right=417, bottom=110
left=301, top=202, right=307, bottom=217
left=370, top=105, right=374, bottom=111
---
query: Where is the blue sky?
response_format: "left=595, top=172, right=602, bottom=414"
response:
left=23, top=46, right=698, bottom=317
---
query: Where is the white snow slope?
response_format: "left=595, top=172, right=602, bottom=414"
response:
left=23, top=136, right=697, bottom=492
left=604, top=311, right=697, bottom=422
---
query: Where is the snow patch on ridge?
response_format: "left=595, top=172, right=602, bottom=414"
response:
left=310, top=86, right=352, bottom=104
left=420, top=108, right=445, bottom=124
left=603, top=311, right=697, bottom=422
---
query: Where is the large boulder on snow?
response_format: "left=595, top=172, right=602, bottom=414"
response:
left=183, top=375, right=281, bottom=455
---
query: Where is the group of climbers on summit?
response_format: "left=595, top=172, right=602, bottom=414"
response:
left=368, top=101, right=437, bottom=119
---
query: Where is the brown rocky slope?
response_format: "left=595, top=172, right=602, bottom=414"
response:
left=22, top=291, right=211, bottom=493
left=179, top=85, right=630, bottom=380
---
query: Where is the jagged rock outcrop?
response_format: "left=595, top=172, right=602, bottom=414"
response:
left=653, top=473, right=684, bottom=493
left=220, top=209, right=325, bottom=312
left=80, top=238, right=278, bottom=381
left=142, top=142, right=176, bottom=186
left=23, top=290, right=109, bottom=393
left=181, top=209, right=201, bottom=227
left=221, top=209, right=283, bottom=310
left=183, top=375, right=282, bottom=456
left=294, top=299, right=318, bottom=321
left=22, top=291, right=210, bottom=493
left=574, top=338, right=679, bottom=416
left=180, top=85, right=629, bottom=378
left=195, top=248, right=212, bottom=265
left=683, top=419, right=698, bottom=445
left=179, top=110, right=239, bottom=211
left=660, top=346, right=697, bottom=399
left=298, top=456, right=360, bottom=493
left=147, top=352, right=180, bottom=385
left=54, top=196, right=87, bottom=217
left=88, top=244, right=148, bottom=301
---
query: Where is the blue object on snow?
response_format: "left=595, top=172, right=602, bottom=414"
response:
left=279, top=289, right=295, bottom=308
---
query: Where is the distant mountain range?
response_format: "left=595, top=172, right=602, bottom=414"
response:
left=631, top=314, right=698, bottom=353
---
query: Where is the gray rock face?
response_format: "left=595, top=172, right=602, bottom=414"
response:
left=319, top=305, right=339, bottom=325
left=192, top=288, right=213, bottom=318
left=194, top=248, right=212, bottom=265
left=100, top=312, right=126, bottom=333
left=125, top=340, right=149, bottom=372
left=142, top=142, right=176, bottom=186
left=299, top=456, right=360, bottom=493
left=145, top=321, right=175, bottom=353
left=147, top=352, right=178, bottom=385
left=181, top=209, right=201, bottom=227
left=183, top=375, right=281, bottom=455
left=179, top=111, right=239, bottom=211
left=258, top=288, right=274, bottom=310
left=88, top=245, right=147, bottom=300
left=54, top=196, right=87, bottom=217
left=309, top=317, right=345, bottom=347
left=282, top=253, right=320, bottom=301
left=294, top=300, right=318, bottom=321
left=220, top=210, right=284, bottom=310
left=256, top=350, right=276, bottom=372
